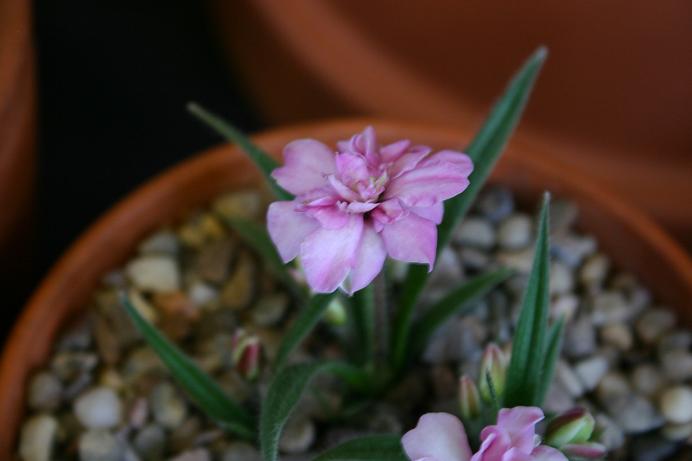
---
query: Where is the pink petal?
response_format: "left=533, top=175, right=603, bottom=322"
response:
left=531, top=446, right=569, bottom=461
left=335, top=152, right=370, bottom=184
left=379, top=139, right=411, bottom=162
left=402, top=413, right=472, bottom=461
left=299, top=214, right=363, bottom=293
left=381, top=211, right=437, bottom=269
left=497, top=407, right=545, bottom=454
left=272, top=139, right=335, bottom=195
left=472, top=428, right=512, bottom=461
left=328, top=175, right=360, bottom=201
left=337, top=126, right=379, bottom=165
left=306, top=206, right=350, bottom=229
left=385, top=150, right=473, bottom=207
left=344, top=224, right=386, bottom=294
left=267, top=201, right=320, bottom=262
left=410, top=202, right=444, bottom=224
left=388, top=145, right=432, bottom=178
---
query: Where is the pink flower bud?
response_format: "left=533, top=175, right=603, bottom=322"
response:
left=459, top=375, right=482, bottom=420
left=231, top=329, right=262, bottom=380
left=545, top=407, right=596, bottom=448
left=562, top=442, right=607, bottom=459
left=479, top=343, right=507, bottom=402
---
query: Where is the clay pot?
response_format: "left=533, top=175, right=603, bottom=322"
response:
left=1, top=119, right=691, bottom=456
left=0, top=0, right=35, bottom=275
left=211, top=0, right=692, bottom=242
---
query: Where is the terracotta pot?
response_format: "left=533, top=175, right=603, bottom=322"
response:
left=211, top=0, right=692, bottom=243
left=1, top=119, right=691, bottom=456
left=0, top=0, right=35, bottom=274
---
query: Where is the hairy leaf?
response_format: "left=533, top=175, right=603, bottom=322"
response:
left=314, top=435, right=407, bottom=461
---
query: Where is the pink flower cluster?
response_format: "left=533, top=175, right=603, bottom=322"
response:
left=402, top=408, right=568, bottom=461
left=267, top=127, right=473, bottom=294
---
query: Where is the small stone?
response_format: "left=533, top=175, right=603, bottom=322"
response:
left=74, top=387, right=122, bottom=429
left=458, top=247, right=490, bottom=270
left=600, top=324, right=633, bottom=351
left=213, top=190, right=262, bottom=220
left=150, top=383, right=188, bottom=429
left=574, top=356, right=609, bottom=391
left=126, top=256, right=180, bottom=293
left=78, top=430, right=124, bottom=461
left=497, top=248, right=534, bottom=274
left=28, top=372, right=63, bottom=411
left=562, top=315, right=597, bottom=359
left=596, top=372, right=630, bottom=403
left=188, top=281, right=218, bottom=307
left=551, top=294, right=579, bottom=322
left=123, top=346, right=164, bottom=381
left=636, top=308, right=676, bottom=344
left=170, top=417, right=202, bottom=452
left=279, top=417, right=316, bottom=454
left=195, top=239, right=235, bottom=283
left=549, top=262, right=574, bottom=295
left=661, top=349, right=692, bottom=382
left=497, top=213, right=532, bottom=250
left=19, top=415, right=58, bottom=461
left=631, top=364, right=666, bottom=396
left=595, top=413, right=625, bottom=451
left=662, top=422, right=692, bottom=441
left=252, top=293, right=289, bottom=327
left=425, top=247, right=464, bottom=301
left=138, top=230, right=179, bottom=256
left=222, top=442, right=262, bottom=461
left=51, top=351, right=98, bottom=381
left=477, top=186, right=514, bottom=223
left=179, top=213, right=225, bottom=248
left=133, top=424, right=166, bottom=461
left=658, top=330, right=692, bottom=354
left=554, top=360, right=585, bottom=398
left=552, top=234, right=596, bottom=268
left=609, top=395, right=664, bottom=434
left=660, top=386, right=692, bottom=424
left=453, top=217, right=496, bottom=249
left=169, top=448, right=211, bottom=461
left=580, top=254, right=610, bottom=288
left=544, top=380, right=576, bottom=414
left=550, top=199, right=578, bottom=233
left=591, top=291, right=631, bottom=326
left=220, top=252, right=255, bottom=310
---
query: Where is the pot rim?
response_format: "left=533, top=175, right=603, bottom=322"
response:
left=2, top=117, right=691, bottom=455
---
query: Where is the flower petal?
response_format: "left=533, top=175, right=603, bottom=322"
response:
left=379, top=139, right=411, bottom=162
left=496, top=407, right=545, bottom=454
left=381, top=212, right=437, bottom=269
left=335, top=152, right=370, bottom=185
left=531, top=446, right=569, bottom=461
left=409, top=202, right=444, bottom=224
left=402, top=413, right=472, bottom=461
left=267, top=201, right=319, bottom=262
left=472, top=428, right=513, bottom=461
left=388, top=145, right=432, bottom=178
left=344, top=224, right=386, bottom=294
left=272, top=139, right=335, bottom=195
left=299, top=214, right=363, bottom=293
left=385, top=150, right=473, bottom=207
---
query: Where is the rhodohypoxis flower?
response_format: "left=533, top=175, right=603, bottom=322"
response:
left=402, top=408, right=568, bottom=461
left=267, top=127, right=473, bottom=293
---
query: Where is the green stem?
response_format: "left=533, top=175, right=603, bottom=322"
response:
left=390, top=264, right=428, bottom=372
left=352, top=284, right=375, bottom=368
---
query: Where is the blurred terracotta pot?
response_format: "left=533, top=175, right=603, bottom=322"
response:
left=1, top=119, right=691, bottom=456
left=0, top=0, right=35, bottom=267
left=211, top=0, right=692, bottom=243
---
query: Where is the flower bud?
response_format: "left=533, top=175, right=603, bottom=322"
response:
left=324, top=297, right=348, bottom=326
left=562, top=442, right=607, bottom=459
left=459, top=375, right=482, bottom=420
left=545, top=407, right=596, bottom=448
left=479, top=343, right=507, bottom=402
left=231, top=329, right=262, bottom=380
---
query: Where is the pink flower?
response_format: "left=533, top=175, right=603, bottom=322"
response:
left=402, top=408, right=568, bottom=461
left=267, top=127, right=473, bottom=294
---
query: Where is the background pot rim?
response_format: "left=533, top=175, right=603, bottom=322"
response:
left=2, top=117, right=691, bottom=456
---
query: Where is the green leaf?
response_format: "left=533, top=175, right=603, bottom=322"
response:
left=313, top=435, right=407, bottom=461
left=187, top=102, right=292, bottom=201
left=351, top=285, right=376, bottom=367
left=536, top=317, right=566, bottom=405
left=504, top=192, right=552, bottom=407
left=274, top=293, right=336, bottom=371
left=391, top=47, right=548, bottom=371
left=121, top=295, right=255, bottom=438
left=223, top=216, right=306, bottom=299
left=409, top=267, right=513, bottom=360
left=260, top=361, right=368, bottom=461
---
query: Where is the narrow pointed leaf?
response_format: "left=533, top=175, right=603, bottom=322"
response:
left=274, top=293, right=336, bottom=371
left=260, top=361, right=368, bottom=461
left=410, top=267, right=513, bottom=359
left=121, top=295, right=255, bottom=438
left=504, top=192, right=552, bottom=407
left=391, top=47, right=547, bottom=370
left=536, top=317, right=565, bottom=405
left=224, top=216, right=306, bottom=299
left=187, top=102, right=292, bottom=200
left=314, top=435, right=407, bottom=461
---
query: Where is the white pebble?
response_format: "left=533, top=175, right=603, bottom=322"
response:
left=74, top=387, right=122, bottom=429
left=497, top=214, right=532, bottom=250
left=126, top=256, right=180, bottom=293
left=19, top=415, right=57, bottom=461
left=454, top=218, right=496, bottom=249
left=574, top=356, right=609, bottom=391
left=660, top=386, right=692, bottom=424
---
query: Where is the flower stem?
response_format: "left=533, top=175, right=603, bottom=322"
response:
left=352, top=284, right=375, bottom=369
